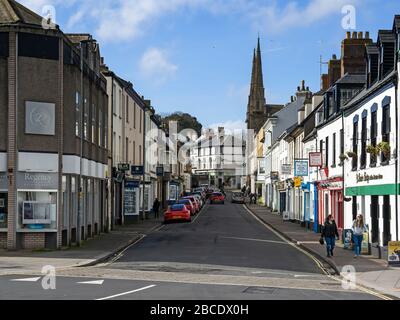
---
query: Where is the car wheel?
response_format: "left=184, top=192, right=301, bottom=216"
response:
left=222, top=201, right=225, bottom=204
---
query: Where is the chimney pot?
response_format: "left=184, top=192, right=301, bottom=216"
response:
left=365, top=31, right=370, bottom=39
left=297, top=86, right=300, bottom=91
left=332, top=54, right=337, bottom=60
left=301, top=80, right=305, bottom=90
left=352, top=31, right=357, bottom=39
left=358, top=31, right=363, bottom=39
left=346, top=31, right=351, bottom=39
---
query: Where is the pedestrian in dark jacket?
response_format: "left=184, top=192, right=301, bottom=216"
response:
left=321, top=214, right=339, bottom=258
left=152, top=198, right=160, bottom=219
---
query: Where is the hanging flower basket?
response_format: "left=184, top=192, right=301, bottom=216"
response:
left=346, top=151, right=357, bottom=158
left=339, top=154, right=348, bottom=162
left=366, top=145, right=379, bottom=156
left=377, top=142, right=391, bottom=157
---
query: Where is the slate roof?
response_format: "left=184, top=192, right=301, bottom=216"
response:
left=365, top=44, right=379, bottom=55
left=0, top=0, right=43, bottom=26
left=378, top=29, right=396, bottom=42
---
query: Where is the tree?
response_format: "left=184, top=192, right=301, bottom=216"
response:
left=161, top=112, right=203, bottom=137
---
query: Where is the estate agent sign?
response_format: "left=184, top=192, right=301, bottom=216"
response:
left=309, top=152, right=322, bottom=167
left=294, top=160, right=308, bottom=177
left=17, top=172, right=58, bottom=190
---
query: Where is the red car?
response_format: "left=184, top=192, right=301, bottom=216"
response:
left=182, top=196, right=200, bottom=213
left=164, top=204, right=191, bottom=223
left=177, top=199, right=196, bottom=216
left=210, top=192, right=225, bottom=204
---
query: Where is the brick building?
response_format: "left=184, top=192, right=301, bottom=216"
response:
left=0, top=0, right=108, bottom=249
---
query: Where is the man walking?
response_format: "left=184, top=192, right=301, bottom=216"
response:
left=152, top=198, right=161, bottom=219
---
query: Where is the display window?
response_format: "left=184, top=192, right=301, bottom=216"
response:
left=0, top=193, right=7, bottom=229
left=17, top=191, right=57, bottom=230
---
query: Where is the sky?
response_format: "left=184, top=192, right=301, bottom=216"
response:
left=20, top=0, right=400, bottom=130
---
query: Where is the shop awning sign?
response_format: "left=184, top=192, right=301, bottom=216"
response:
left=294, top=160, right=308, bottom=177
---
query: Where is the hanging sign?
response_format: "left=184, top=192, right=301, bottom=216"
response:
left=294, top=160, right=308, bottom=177
left=309, top=152, right=322, bottom=167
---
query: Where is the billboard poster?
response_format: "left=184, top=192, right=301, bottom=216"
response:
left=361, top=231, right=370, bottom=255
left=388, top=241, right=400, bottom=266
left=343, top=229, right=353, bottom=250
left=294, top=160, right=308, bottom=177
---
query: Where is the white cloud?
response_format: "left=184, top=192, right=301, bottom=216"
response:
left=250, top=0, right=361, bottom=34
left=139, top=48, right=178, bottom=84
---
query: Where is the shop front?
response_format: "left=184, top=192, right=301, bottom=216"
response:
left=0, top=173, right=8, bottom=248
left=276, top=181, right=286, bottom=214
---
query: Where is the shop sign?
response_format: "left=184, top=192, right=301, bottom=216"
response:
left=131, top=166, right=144, bottom=176
left=276, top=181, right=285, bottom=190
left=281, top=164, right=291, bottom=175
left=17, top=172, right=58, bottom=190
left=356, top=172, right=383, bottom=183
left=294, top=160, right=308, bottom=177
left=319, top=167, right=329, bottom=181
left=309, top=152, right=322, bottom=167
left=271, top=172, right=279, bottom=181
left=362, top=231, right=370, bottom=255
left=388, top=241, right=400, bottom=266
left=343, top=229, right=353, bottom=250
left=294, top=177, right=302, bottom=188
left=118, top=163, right=130, bottom=172
left=0, top=173, right=7, bottom=189
left=124, top=180, right=139, bottom=216
left=156, top=166, right=164, bottom=177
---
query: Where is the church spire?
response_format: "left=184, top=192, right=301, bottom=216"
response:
left=246, top=37, right=266, bottom=132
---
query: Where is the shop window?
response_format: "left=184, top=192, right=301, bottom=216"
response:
left=62, top=176, right=69, bottom=229
left=71, top=177, right=77, bottom=228
left=0, top=193, right=8, bottom=228
left=17, top=191, right=57, bottom=230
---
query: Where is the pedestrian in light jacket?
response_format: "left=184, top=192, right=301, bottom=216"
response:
left=352, top=214, right=367, bottom=258
left=321, top=215, right=339, bottom=258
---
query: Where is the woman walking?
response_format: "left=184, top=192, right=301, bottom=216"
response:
left=321, top=214, right=339, bottom=258
left=352, top=214, right=367, bottom=258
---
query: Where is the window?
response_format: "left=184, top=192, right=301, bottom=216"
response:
left=126, top=96, right=129, bottom=123
left=104, top=111, right=108, bottom=149
left=325, top=137, right=329, bottom=168
left=91, top=103, right=96, bottom=144
left=332, top=133, right=336, bottom=167
left=119, top=136, right=122, bottom=163
left=75, top=92, right=80, bottom=137
left=370, top=109, right=377, bottom=166
left=360, top=115, right=367, bottom=168
left=126, top=138, right=129, bottom=162
left=134, top=104, right=137, bottom=129
left=340, top=129, right=344, bottom=157
left=139, top=145, right=142, bottom=163
left=98, top=109, right=102, bottom=147
left=352, top=120, right=358, bottom=170
left=381, top=103, right=390, bottom=163
left=83, top=98, right=88, bottom=140
left=140, top=109, right=142, bottom=133
left=133, top=141, right=136, bottom=164
left=340, top=88, right=361, bottom=107
left=119, top=90, right=123, bottom=118
left=113, top=133, right=116, bottom=160
left=112, top=84, right=117, bottom=115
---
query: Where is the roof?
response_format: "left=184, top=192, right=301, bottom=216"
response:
left=365, top=44, right=379, bottom=55
left=335, top=73, right=366, bottom=85
left=394, top=15, right=400, bottom=30
left=0, top=0, right=45, bottom=26
left=343, top=69, right=397, bottom=113
left=378, top=29, right=396, bottom=42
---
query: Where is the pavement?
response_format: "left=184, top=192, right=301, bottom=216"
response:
left=245, top=203, right=400, bottom=299
left=0, top=216, right=164, bottom=275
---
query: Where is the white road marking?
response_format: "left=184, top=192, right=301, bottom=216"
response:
left=96, top=284, right=156, bottom=300
left=220, top=236, right=288, bottom=245
left=11, top=277, right=41, bottom=282
left=78, top=280, right=104, bottom=285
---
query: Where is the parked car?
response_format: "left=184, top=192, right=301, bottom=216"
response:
left=231, top=192, right=245, bottom=204
left=210, top=192, right=225, bottom=204
left=182, top=196, right=200, bottom=213
left=164, top=204, right=191, bottom=223
left=191, top=192, right=205, bottom=206
left=176, top=199, right=196, bottom=216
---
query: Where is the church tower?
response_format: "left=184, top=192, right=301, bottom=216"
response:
left=246, top=37, right=267, bottom=132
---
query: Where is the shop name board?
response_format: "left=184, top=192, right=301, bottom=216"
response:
left=118, top=163, right=130, bottom=172
left=356, top=172, right=383, bottom=183
left=131, top=166, right=144, bottom=176
left=17, top=172, right=58, bottom=190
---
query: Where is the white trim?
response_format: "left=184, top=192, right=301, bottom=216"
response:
left=62, top=155, right=107, bottom=179
left=18, top=152, right=58, bottom=172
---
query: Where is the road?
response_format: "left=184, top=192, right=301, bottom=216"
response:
left=0, top=194, right=384, bottom=300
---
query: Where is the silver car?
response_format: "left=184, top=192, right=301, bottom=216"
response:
left=231, top=192, right=245, bottom=204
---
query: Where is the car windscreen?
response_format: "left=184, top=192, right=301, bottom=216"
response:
left=170, top=204, right=185, bottom=211
left=212, top=193, right=222, bottom=196
left=177, top=200, right=190, bottom=205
